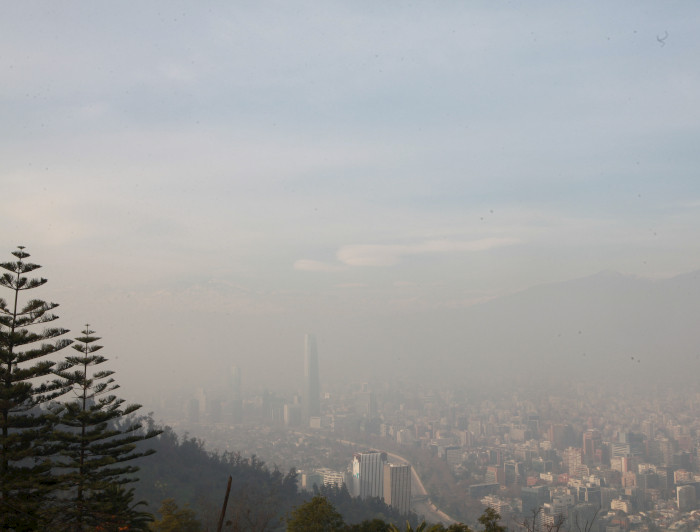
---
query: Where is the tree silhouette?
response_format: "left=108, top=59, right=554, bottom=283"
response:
left=0, top=246, right=72, bottom=529
left=478, top=508, right=506, bottom=532
left=53, top=325, right=161, bottom=530
left=287, top=496, right=345, bottom=532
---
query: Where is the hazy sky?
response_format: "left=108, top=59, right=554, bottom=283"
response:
left=2, top=3, right=699, bottom=397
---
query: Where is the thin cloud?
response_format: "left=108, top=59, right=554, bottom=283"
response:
left=293, top=259, right=346, bottom=272
left=336, top=238, right=519, bottom=267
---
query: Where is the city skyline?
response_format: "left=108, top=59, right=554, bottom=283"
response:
left=2, top=3, right=700, bottom=529
left=148, top=369, right=700, bottom=528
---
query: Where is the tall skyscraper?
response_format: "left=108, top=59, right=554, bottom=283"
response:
left=383, top=463, right=411, bottom=515
left=230, top=365, right=242, bottom=423
left=582, top=429, right=602, bottom=463
left=351, top=451, right=387, bottom=499
left=303, top=333, right=321, bottom=423
left=564, top=447, right=583, bottom=476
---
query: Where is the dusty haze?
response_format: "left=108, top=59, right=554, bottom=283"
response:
left=1, top=2, right=699, bottom=406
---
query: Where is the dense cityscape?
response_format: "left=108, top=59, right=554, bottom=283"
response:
left=4, top=2, right=700, bottom=530
left=143, top=333, right=700, bottom=531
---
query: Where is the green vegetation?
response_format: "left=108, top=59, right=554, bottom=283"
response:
left=287, top=495, right=345, bottom=531
left=134, top=427, right=419, bottom=530
left=150, top=498, right=202, bottom=532
left=0, top=247, right=159, bottom=529
left=287, top=496, right=479, bottom=531
left=134, top=427, right=300, bottom=529
left=477, top=508, right=506, bottom=532
left=0, top=246, right=73, bottom=528
left=52, top=325, right=162, bottom=530
left=314, top=483, right=421, bottom=529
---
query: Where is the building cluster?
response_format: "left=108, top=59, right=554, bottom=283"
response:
left=304, top=380, right=700, bottom=530
left=353, top=388, right=700, bottom=531
left=300, top=451, right=412, bottom=516
left=143, top=335, right=700, bottom=530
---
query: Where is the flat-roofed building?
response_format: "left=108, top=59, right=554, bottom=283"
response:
left=351, top=451, right=387, bottom=499
left=383, top=463, right=411, bottom=515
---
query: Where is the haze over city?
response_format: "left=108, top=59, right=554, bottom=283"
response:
left=2, top=2, right=700, bottom=401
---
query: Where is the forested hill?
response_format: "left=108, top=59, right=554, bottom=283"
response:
left=134, top=424, right=419, bottom=530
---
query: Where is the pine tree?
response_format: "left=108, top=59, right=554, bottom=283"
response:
left=89, top=484, right=153, bottom=531
left=53, top=325, right=161, bottom=530
left=0, top=246, right=72, bottom=528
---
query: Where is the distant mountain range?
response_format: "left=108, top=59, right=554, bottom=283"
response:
left=430, top=269, right=700, bottom=387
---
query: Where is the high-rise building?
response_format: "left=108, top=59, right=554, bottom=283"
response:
left=504, top=460, right=524, bottom=486
left=230, top=365, right=242, bottom=423
left=548, top=423, right=576, bottom=450
left=321, top=469, right=346, bottom=489
left=576, top=485, right=602, bottom=507
left=677, top=484, right=696, bottom=512
left=303, top=333, right=321, bottom=423
left=521, top=485, right=549, bottom=515
left=655, top=437, right=674, bottom=466
left=357, top=390, right=377, bottom=419
left=262, top=390, right=284, bottom=425
left=485, top=465, right=504, bottom=485
left=582, top=429, right=602, bottom=463
left=611, top=442, right=631, bottom=459
left=284, top=403, right=302, bottom=427
left=564, top=447, right=584, bottom=477
left=195, top=388, right=207, bottom=415
left=300, top=471, right=324, bottom=492
left=383, top=463, right=411, bottom=515
left=351, top=451, right=387, bottom=499
left=532, top=458, right=553, bottom=473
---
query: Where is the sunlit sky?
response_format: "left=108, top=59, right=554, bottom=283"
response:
left=2, top=2, right=699, bottom=398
